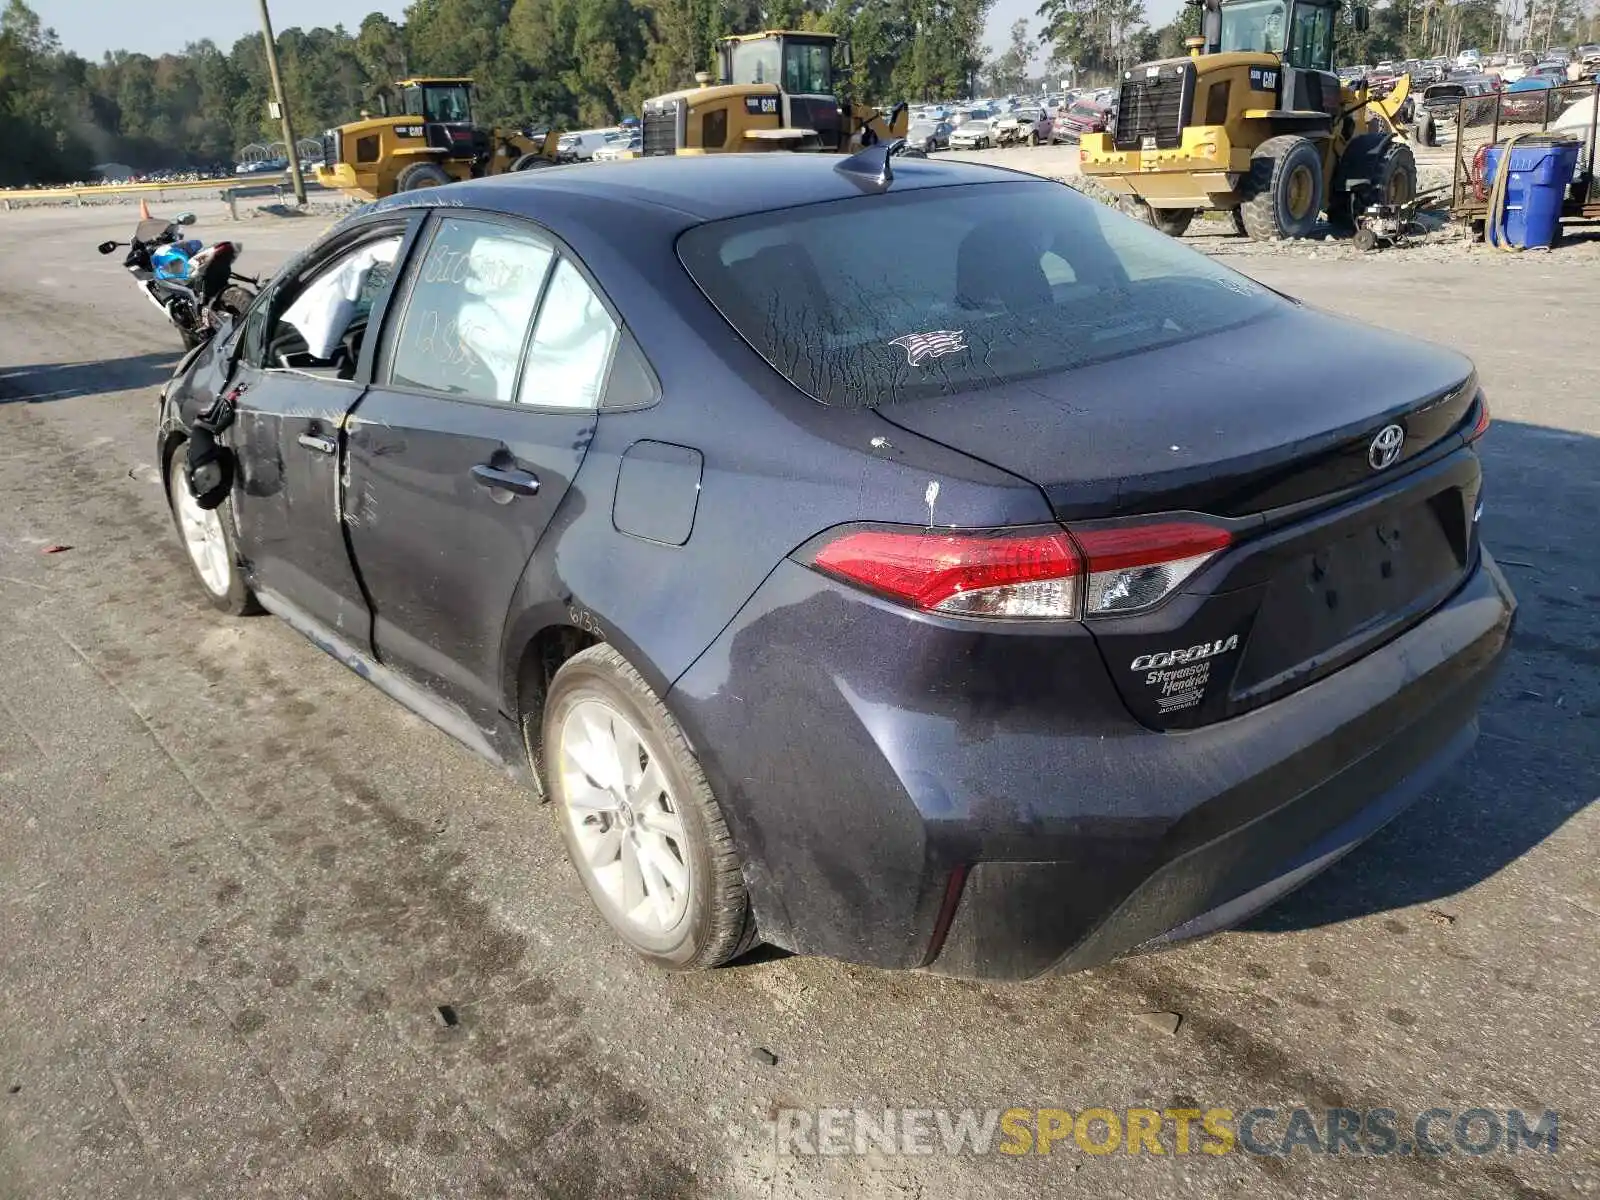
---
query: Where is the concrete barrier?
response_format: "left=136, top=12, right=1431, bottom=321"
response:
left=0, top=175, right=331, bottom=210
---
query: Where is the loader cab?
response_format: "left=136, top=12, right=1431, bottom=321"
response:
left=1218, top=0, right=1342, bottom=113
left=719, top=32, right=844, bottom=149
left=395, top=78, right=487, bottom=159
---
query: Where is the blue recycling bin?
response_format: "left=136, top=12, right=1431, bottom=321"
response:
left=1484, top=138, right=1582, bottom=249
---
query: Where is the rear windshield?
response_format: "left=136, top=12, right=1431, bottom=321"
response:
left=677, top=181, right=1279, bottom=407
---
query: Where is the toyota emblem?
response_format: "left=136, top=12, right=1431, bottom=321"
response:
left=1368, top=424, right=1405, bottom=471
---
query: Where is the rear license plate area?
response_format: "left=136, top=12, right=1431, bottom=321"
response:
left=1231, top=492, right=1469, bottom=701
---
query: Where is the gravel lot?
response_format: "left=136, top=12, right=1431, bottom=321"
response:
left=0, top=186, right=1595, bottom=1200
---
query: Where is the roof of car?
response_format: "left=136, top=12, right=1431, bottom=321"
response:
left=453, top=153, right=1035, bottom=221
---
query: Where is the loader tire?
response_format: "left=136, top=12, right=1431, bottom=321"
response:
left=1415, top=111, right=1437, bottom=147
left=1238, top=135, right=1324, bottom=241
left=1119, top=198, right=1196, bottom=238
left=1229, top=207, right=1249, bottom=236
left=1329, top=137, right=1417, bottom=231
left=510, top=153, right=554, bottom=171
left=395, top=162, right=451, bottom=191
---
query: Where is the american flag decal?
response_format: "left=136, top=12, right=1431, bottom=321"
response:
left=888, top=329, right=968, bottom=366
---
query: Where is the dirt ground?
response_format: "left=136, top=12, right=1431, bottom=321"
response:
left=0, top=184, right=1596, bottom=1200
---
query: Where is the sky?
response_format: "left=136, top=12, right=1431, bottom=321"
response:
left=34, top=0, right=1186, bottom=72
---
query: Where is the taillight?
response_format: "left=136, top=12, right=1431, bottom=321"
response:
left=811, top=528, right=1083, bottom=619
left=1466, top=391, right=1490, bottom=442
left=1073, top=522, right=1233, bottom=616
left=805, top=519, right=1232, bottom=621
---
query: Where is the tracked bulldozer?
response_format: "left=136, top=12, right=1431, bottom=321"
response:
left=314, top=78, right=561, bottom=199
left=637, top=31, right=908, bottom=156
left=1078, top=0, right=1416, bottom=240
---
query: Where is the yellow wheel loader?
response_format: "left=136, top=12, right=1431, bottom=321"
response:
left=314, top=78, right=561, bottom=200
left=1079, top=0, right=1416, bottom=240
left=637, top=31, right=909, bottom=156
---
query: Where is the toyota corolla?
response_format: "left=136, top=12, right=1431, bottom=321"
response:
left=157, top=150, right=1514, bottom=979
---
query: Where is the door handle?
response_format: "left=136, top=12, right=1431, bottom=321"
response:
left=471, top=464, right=540, bottom=496
left=297, top=432, right=337, bottom=455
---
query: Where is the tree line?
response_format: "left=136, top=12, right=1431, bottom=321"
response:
left=1, top=0, right=994, bottom=183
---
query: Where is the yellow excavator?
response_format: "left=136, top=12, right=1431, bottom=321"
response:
left=1078, top=0, right=1415, bottom=240
left=637, top=31, right=909, bottom=156
left=314, top=78, right=560, bottom=199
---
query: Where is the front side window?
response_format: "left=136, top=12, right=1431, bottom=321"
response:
left=387, top=216, right=555, bottom=403
left=729, top=39, right=781, bottom=85
left=1286, top=4, right=1335, bottom=71
left=424, top=85, right=472, bottom=123
left=401, top=86, right=425, bottom=118
left=783, top=41, right=833, bottom=94
left=269, top=234, right=403, bottom=378
left=1220, top=0, right=1286, bottom=55
left=678, top=181, right=1279, bottom=408
left=519, top=259, right=619, bottom=410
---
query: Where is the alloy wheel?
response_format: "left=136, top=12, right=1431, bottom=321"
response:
left=557, top=698, right=692, bottom=935
left=171, top=470, right=231, bottom=597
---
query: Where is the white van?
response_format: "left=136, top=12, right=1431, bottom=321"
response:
left=557, top=129, right=618, bottom=162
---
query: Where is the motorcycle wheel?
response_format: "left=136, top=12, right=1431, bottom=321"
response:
left=217, top=285, right=254, bottom=321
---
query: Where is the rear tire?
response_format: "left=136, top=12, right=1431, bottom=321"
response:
left=543, top=644, right=756, bottom=971
left=1415, top=111, right=1437, bottom=147
left=217, top=285, right=253, bottom=323
left=395, top=161, right=451, bottom=191
left=1238, top=134, right=1325, bottom=241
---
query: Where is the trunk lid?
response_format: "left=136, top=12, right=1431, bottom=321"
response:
left=871, top=305, right=1477, bottom=521
left=874, top=305, right=1483, bottom=731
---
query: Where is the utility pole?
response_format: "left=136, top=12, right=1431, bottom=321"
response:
left=256, top=0, right=307, bottom=206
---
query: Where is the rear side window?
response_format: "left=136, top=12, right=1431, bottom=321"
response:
left=519, top=259, right=619, bottom=410
left=677, top=181, right=1279, bottom=407
left=387, top=216, right=554, bottom=402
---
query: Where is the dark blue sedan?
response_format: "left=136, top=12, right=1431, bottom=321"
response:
left=159, top=149, right=1514, bottom=979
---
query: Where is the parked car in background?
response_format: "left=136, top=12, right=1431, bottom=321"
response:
left=948, top=118, right=994, bottom=149
left=1422, top=78, right=1499, bottom=127
left=592, top=132, right=641, bottom=161
left=906, top=118, right=954, bottom=152
left=993, top=107, right=1051, bottom=146
left=557, top=129, right=618, bottom=162
left=1056, top=95, right=1110, bottom=140
left=157, top=152, right=1513, bottom=980
left=1502, top=76, right=1560, bottom=121
left=1529, top=61, right=1572, bottom=83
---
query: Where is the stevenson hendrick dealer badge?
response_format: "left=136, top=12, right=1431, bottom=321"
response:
left=889, top=330, right=968, bottom=366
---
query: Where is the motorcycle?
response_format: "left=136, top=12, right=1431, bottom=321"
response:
left=97, top=210, right=258, bottom=350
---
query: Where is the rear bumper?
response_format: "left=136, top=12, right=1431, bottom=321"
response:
left=669, top=550, right=1515, bottom=979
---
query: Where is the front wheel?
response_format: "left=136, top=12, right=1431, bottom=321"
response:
left=510, top=152, right=554, bottom=171
left=1238, top=134, right=1325, bottom=241
left=1119, top=198, right=1196, bottom=237
left=543, top=644, right=755, bottom=970
left=165, top=441, right=258, bottom=615
left=394, top=161, right=452, bottom=191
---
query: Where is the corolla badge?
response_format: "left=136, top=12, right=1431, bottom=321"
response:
left=1368, top=424, right=1405, bottom=471
left=889, top=330, right=968, bottom=366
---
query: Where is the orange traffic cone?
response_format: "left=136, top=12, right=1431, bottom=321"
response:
left=139, top=197, right=151, bottom=220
